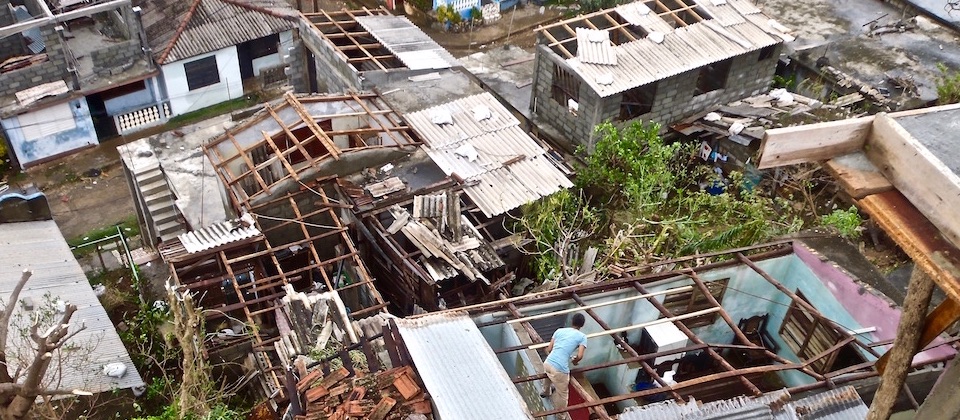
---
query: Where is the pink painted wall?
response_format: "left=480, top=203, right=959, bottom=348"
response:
left=793, top=242, right=955, bottom=364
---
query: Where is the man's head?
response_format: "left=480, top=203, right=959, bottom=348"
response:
left=572, top=313, right=585, bottom=329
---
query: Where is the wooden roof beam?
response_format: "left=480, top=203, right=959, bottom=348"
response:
left=631, top=281, right=763, bottom=396
left=284, top=92, right=341, bottom=159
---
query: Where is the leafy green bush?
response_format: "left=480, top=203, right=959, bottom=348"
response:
left=820, top=206, right=863, bottom=240
left=935, top=63, right=960, bottom=105
left=516, top=190, right=600, bottom=281
left=518, top=121, right=803, bottom=273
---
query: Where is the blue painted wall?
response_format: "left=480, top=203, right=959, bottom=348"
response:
left=475, top=252, right=887, bottom=410
left=1, top=98, right=98, bottom=168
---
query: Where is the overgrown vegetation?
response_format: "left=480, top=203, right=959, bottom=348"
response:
left=67, top=216, right=140, bottom=249
left=515, top=121, right=855, bottom=285
left=820, top=206, right=863, bottom=240
left=935, top=63, right=960, bottom=104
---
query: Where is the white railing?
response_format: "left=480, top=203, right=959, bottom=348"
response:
left=115, top=102, right=171, bottom=134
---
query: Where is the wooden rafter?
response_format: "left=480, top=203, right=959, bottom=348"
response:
left=284, top=92, right=341, bottom=159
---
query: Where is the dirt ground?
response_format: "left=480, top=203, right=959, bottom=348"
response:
left=7, top=137, right=135, bottom=240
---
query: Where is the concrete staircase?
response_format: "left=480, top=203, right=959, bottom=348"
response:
left=132, top=162, right=186, bottom=243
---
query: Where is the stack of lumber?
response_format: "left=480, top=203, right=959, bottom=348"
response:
left=296, top=366, right=432, bottom=420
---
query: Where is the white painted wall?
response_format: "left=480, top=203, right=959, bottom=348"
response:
left=1, top=99, right=97, bottom=168
left=251, top=30, right=293, bottom=76
left=161, top=46, right=243, bottom=116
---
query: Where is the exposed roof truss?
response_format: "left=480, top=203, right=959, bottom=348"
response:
left=204, top=92, right=417, bottom=209
left=302, top=7, right=405, bottom=71
left=457, top=245, right=905, bottom=417
left=537, top=0, right=711, bottom=59
left=164, top=181, right=388, bottom=399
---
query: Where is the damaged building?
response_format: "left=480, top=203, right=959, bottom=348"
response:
left=295, top=7, right=459, bottom=94
left=756, top=103, right=960, bottom=416
left=158, top=91, right=419, bottom=399
left=0, top=0, right=157, bottom=168
left=529, top=0, right=794, bottom=151
left=373, top=241, right=952, bottom=418
left=146, top=77, right=574, bottom=403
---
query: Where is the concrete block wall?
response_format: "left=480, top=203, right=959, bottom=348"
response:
left=532, top=44, right=782, bottom=152
left=0, top=0, right=25, bottom=62
left=298, top=20, right=360, bottom=94
left=0, top=27, right=68, bottom=98
left=91, top=40, right=143, bottom=75
left=530, top=46, right=598, bottom=151
left=288, top=35, right=309, bottom=93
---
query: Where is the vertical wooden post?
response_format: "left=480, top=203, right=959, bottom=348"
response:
left=867, top=269, right=935, bottom=420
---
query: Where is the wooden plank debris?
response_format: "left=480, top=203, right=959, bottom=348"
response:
left=823, top=152, right=894, bottom=198
left=758, top=117, right=872, bottom=169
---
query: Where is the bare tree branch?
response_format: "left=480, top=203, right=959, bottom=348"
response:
left=0, top=270, right=32, bottom=384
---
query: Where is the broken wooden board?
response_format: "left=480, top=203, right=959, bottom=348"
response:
left=823, top=152, right=894, bottom=199
left=866, top=114, right=960, bottom=250
left=859, top=191, right=960, bottom=307
left=758, top=116, right=873, bottom=169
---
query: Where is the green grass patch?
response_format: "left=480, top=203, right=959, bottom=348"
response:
left=68, top=215, right=141, bottom=252
left=167, top=94, right=262, bottom=127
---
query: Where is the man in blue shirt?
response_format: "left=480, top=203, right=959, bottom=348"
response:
left=540, top=313, right=588, bottom=420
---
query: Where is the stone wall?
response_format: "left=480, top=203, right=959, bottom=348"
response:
left=532, top=44, right=783, bottom=152
left=0, top=0, right=25, bottom=62
left=529, top=45, right=599, bottom=151
left=298, top=20, right=360, bottom=94
left=91, top=40, right=143, bottom=75
left=0, top=26, right=68, bottom=98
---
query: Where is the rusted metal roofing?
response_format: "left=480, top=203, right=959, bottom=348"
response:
left=140, top=0, right=297, bottom=64
left=0, top=220, right=145, bottom=395
left=403, top=93, right=573, bottom=217
left=547, top=0, right=793, bottom=97
left=354, top=15, right=459, bottom=70
left=576, top=28, right=618, bottom=65
left=395, top=312, right=534, bottom=420
left=178, top=217, right=262, bottom=254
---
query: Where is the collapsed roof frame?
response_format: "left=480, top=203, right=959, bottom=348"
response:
left=164, top=180, right=388, bottom=398
left=301, top=7, right=404, bottom=72
left=536, top=0, right=710, bottom=59
left=448, top=243, right=941, bottom=417
left=357, top=189, right=517, bottom=310
left=243, top=182, right=388, bottom=317
left=204, top=92, right=417, bottom=209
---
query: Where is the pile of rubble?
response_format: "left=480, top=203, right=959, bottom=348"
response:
left=296, top=366, right=432, bottom=420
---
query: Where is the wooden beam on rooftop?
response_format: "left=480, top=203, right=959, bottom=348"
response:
left=284, top=92, right=341, bottom=160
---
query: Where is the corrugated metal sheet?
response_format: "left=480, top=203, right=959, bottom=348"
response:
left=0, top=221, right=145, bottom=394
left=564, top=1, right=785, bottom=97
left=784, top=386, right=869, bottom=420
left=693, top=0, right=746, bottom=26
left=142, top=0, right=296, bottom=64
left=178, top=219, right=261, bottom=254
left=576, top=28, right=617, bottom=65
left=355, top=15, right=459, bottom=71
left=620, top=387, right=867, bottom=420
left=615, top=3, right=674, bottom=34
left=404, top=93, right=573, bottom=216
left=395, top=313, right=533, bottom=420
left=12, top=6, right=44, bottom=54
